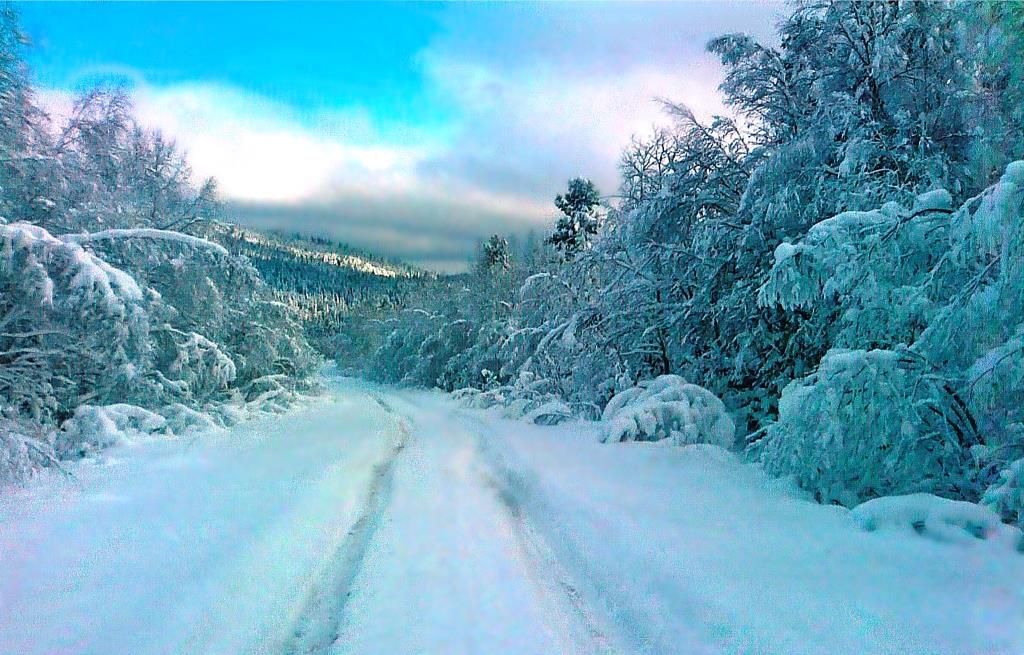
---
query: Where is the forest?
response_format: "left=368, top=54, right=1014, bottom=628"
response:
left=351, top=0, right=1024, bottom=522
left=2, top=0, right=1024, bottom=530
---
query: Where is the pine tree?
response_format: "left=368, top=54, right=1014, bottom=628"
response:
left=478, top=234, right=511, bottom=274
left=546, top=178, right=601, bottom=258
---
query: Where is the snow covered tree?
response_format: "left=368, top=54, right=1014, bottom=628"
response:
left=964, top=1, right=1024, bottom=187
left=618, top=126, right=682, bottom=210
left=594, top=104, right=757, bottom=418
left=0, top=9, right=56, bottom=230
left=45, top=88, right=221, bottom=235
left=757, top=161, right=1024, bottom=507
left=547, top=178, right=601, bottom=258
left=713, top=0, right=994, bottom=244
left=477, top=234, right=511, bottom=274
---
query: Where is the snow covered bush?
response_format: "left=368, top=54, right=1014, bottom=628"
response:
left=982, top=458, right=1024, bottom=526
left=452, top=371, right=574, bottom=426
left=0, top=222, right=154, bottom=423
left=757, top=349, right=980, bottom=506
left=159, top=402, right=225, bottom=435
left=522, top=399, right=574, bottom=426
left=55, top=404, right=167, bottom=459
left=601, top=375, right=735, bottom=448
left=167, top=332, right=237, bottom=400
left=0, top=416, right=58, bottom=484
left=852, top=493, right=1021, bottom=550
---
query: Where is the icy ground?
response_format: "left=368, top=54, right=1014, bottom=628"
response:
left=1, top=377, right=1022, bottom=655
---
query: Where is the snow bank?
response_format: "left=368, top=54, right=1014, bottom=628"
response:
left=852, top=493, right=1022, bottom=550
left=600, top=375, right=735, bottom=448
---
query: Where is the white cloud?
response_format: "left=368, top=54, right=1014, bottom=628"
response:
left=130, top=83, right=430, bottom=204
left=35, top=82, right=424, bottom=204
left=418, top=54, right=727, bottom=198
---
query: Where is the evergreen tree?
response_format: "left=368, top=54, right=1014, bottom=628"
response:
left=546, top=177, right=601, bottom=258
left=478, top=234, right=511, bottom=274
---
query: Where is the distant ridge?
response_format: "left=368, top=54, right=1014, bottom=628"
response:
left=196, top=221, right=431, bottom=353
left=199, top=221, right=423, bottom=280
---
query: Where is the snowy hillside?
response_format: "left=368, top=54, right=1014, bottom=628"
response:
left=199, top=221, right=419, bottom=282
left=196, top=222, right=432, bottom=354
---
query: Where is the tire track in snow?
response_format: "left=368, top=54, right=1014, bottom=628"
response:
left=278, top=395, right=411, bottom=655
left=464, top=409, right=722, bottom=655
left=487, top=469, right=618, bottom=655
left=460, top=411, right=622, bottom=655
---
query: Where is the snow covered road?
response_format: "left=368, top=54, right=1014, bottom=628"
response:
left=1, top=377, right=1023, bottom=655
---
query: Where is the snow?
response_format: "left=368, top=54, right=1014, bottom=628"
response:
left=331, top=391, right=595, bottom=655
left=1, top=376, right=1022, bottom=654
left=61, top=228, right=230, bottom=257
left=771, top=241, right=811, bottom=264
left=0, top=382, right=402, bottom=655
left=851, top=493, right=1021, bottom=549
left=0, top=221, right=144, bottom=310
left=911, top=189, right=953, bottom=213
left=54, top=404, right=168, bottom=458
left=490, top=415, right=1024, bottom=655
left=601, top=374, right=735, bottom=448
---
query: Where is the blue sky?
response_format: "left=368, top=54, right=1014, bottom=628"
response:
left=21, top=1, right=780, bottom=271
left=21, top=3, right=449, bottom=131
